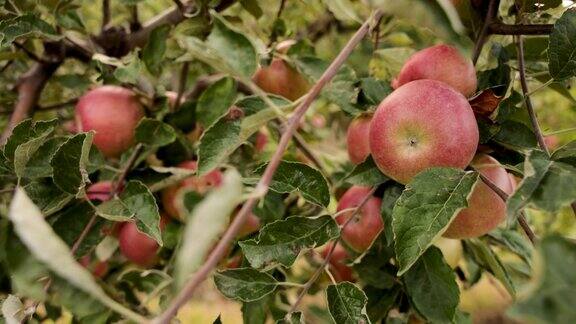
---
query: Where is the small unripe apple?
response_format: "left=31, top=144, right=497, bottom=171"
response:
left=253, top=59, right=310, bottom=101
left=75, top=86, right=145, bottom=158
left=86, top=181, right=116, bottom=202
left=459, top=274, right=512, bottom=323
left=79, top=255, right=108, bottom=278
left=118, top=216, right=169, bottom=267
left=336, top=186, right=384, bottom=252
left=161, top=160, right=223, bottom=220
left=392, top=44, right=477, bottom=97
left=254, top=130, right=268, bottom=153
left=544, top=135, right=559, bottom=151
left=433, top=237, right=463, bottom=268
left=370, top=79, right=479, bottom=184
left=443, top=154, right=514, bottom=239
left=321, top=242, right=354, bottom=282
left=347, top=114, right=372, bottom=165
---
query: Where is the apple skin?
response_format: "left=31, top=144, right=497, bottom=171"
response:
left=75, top=86, right=145, bottom=158
left=459, top=274, right=513, bottom=324
left=544, top=135, right=559, bottom=151
left=336, top=186, right=384, bottom=252
left=236, top=211, right=261, bottom=238
left=347, top=114, right=372, bottom=165
left=79, top=255, right=108, bottom=278
left=86, top=181, right=117, bottom=202
left=433, top=237, right=463, bottom=268
left=118, top=216, right=169, bottom=267
left=253, top=58, right=310, bottom=101
left=369, top=79, right=479, bottom=184
left=321, top=242, right=354, bottom=282
left=161, top=160, right=223, bottom=220
left=254, top=130, right=268, bottom=153
left=392, top=44, right=477, bottom=97
left=443, top=154, right=514, bottom=239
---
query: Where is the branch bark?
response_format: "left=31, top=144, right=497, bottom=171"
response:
left=489, top=23, right=553, bottom=35
left=152, top=10, right=383, bottom=324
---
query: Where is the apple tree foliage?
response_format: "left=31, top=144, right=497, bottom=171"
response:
left=0, top=0, right=575, bottom=323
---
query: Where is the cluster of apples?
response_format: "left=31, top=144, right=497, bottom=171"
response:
left=328, top=45, right=516, bottom=281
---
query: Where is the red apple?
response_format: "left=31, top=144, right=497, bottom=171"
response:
left=369, top=79, right=479, bottom=184
left=75, top=86, right=144, bottom=158
left=336, top=186, right=384, bottom=252
left=544, top=135, right=559, bottom=151
left=86, top=181, right=116, bottom=202
left=392, top=44, right=477, bottom=97
left=443, top=154, right=514, bottom=239
left=236, top=211, right=261, bottom=238
left=161, top=160, right=223, bottom=220
left=79, top=255, right=108, bottom=278
left=347, top=114, right=372, bottom=165
left=253, top=59, right=310, bottom=101
left=321, top=242, right=354, bottom=282
left=118, top=216, right=169, bottom=267
left=255, top=130, right=268, bottom=153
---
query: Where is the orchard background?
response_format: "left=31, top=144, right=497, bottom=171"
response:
left=0, top=0, right=576, bottom=323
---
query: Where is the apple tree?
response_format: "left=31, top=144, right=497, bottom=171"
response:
left=0, top=0, right=575, bottom=323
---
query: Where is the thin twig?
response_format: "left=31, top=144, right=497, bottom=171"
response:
left=479, top=174, right=537, bottom=244
left=288, top=187, right=377, bottom=313
left=571, top=202, right=576, bottom=220
left=130, top=4, right=141, bottom=32
left=102, top=0, right=111, bottom=29
left=173, top=62, right=189, bottom=112
left=152, top=11, right=383, bottom=324
left=172, top=0, right=185, bottom=12
left=0, top=60, right=13, bottom=73
left=489, top=22, right=553, bottom=35
left=372, top=14, right=383, bottom=51
left=472, top=0, right=499, bottom=65
left=515, top=35, right=549, bottom=156
left=13, top=42, right=45, bottom=64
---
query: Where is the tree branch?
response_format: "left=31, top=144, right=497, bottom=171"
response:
left=480, top=174, right=537, bottom=244
left=515, top=35, right=550, bottom=156
left=288, top=187, right=376, bottom=313
left=152, top=10, right=383, bottom=324
left=489, top=23, right=553, bottom=35
left=472, top=0, right=500, bottom=65
left=173, top=62, right=189, bottom=112
left=102, top=0, right=111, bottom=30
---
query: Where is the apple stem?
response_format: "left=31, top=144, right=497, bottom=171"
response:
left=515, top=35, right=550, bottom=156
left=288, top=186, right=377, bottom=314
left=152, top=11, right=384, bottom=324
left=479, top=174, right=537, bottom=245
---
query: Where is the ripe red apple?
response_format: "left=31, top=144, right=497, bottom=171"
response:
left=118, top=216, right=169, bottom=267
left=79, top=255, right=108, bottom=278
left=254, top=130, right=268, bottom=153
left=235, top=210, right=261, bottom=238
left=369, top=79, right=479, bottom=184
left=321, top=242, right=354, bottom=282
left=347, top=114, right=372, bottom=165
left=161, top=160, right=223, bottom=220
left=544, top=135, right=559, bottom=151
left=392, top=44, right=477, bottom=97
left=75, top=86, right=145, bottom=158
left=443, top=154, right=514, bottom=239
left=86, top=181, right=116, bottom=202
left=253, top=51, right=310, bottom=101
left=336, top=186, right=384, bottom=252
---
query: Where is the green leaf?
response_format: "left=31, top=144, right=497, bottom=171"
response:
left=13, top=122, right=57, bottom=178
left=197, top=77, right=237, bottom=128
left=353, top=245, right=396, bottom=289
left=197, top=115, right=242, bottom=175
left=343, top=156, right=389, bottom=186
left=135, top=118, right=177, bottom=147
left=323, top=0, right=361, bottom=23
left=242, top=298, right=268, bottom=324
left=3, top=118, right=57, bottom=163
left=326, top=282, right=370, bottom=324
left=551, top=140, right=576, bottom=166
left=112, top=52, right=145, bottom=85
left=404, top=247, right=459, bottom=323
left=358, top=77, right=393, bottom=107
left=142, top=24, right=170, bottom=75
left=488, top=228, right=533, bottom=265
left=548, top=9, right=576, bottom=80
left=0, top=14, right=59, bottom=47
left=51, top=202, right=104, bottom=257
left=508, top=236, right=576, bottom=323
left=507, top=150, right=576, bottom=220
left=120, top=181, right=163, bottom=245
left=175, top=169, right=243, bottom=287
left=365, top=286, right=400, bottom=323
left=214, top=268, right=279, bottom=302
left=253, top=192, right=286, bottom=225
left=55, top=9, right=86, bottom=31
left=51, top=132, right=93, bottom=197
left=464, top=239, right=516, bottom=297
left=393, top=168, right=478, bottom=275
left=519, top=0, right=562, bottom=12
left=252, top=160, right=330, bottom=207
left=239, top=215, right=339, bottom=269
left=240, top=0, right=263, bottom=18
left=380, top=184, right=403, bottom=247
left=208, top=13, right=257, bottom=77
left=49, top=277, right=110, bottom=322
left=23, top=137, right=68, bottom=179
left=8, top=188, right=146, bottom=322
left=24, top=180, right=73, bottom=216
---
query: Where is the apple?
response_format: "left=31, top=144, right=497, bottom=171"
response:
left=75, top=86, right=145, bottom=158
left=118, top=216, right=169, bottom=267
left=254, top=130, right=268, bottom=153
left=443, top=154, right=514, bottom=239
left=86, top=181, right=116, bottom=202
left=433, top=237, right=463, bottom=268
left=79, top=255, right=108, bottom=278
left=252, top=41, right=310, bottom=101
left=369, top=79, right=479, bottom=184
left=347, top=114, right=372, bottom=165
left=544, top=135, right=559, bottom=151
left=161, top=160, right=223, bottom=220
left=459, top=274, right=513, bottom=323
left=392, top=44, right=477, bottom=97
left=321, top=242, right=354, bottom=282
left=236, top=210, right=261, bottom=238
left=336, top=186, right=384, bottom=252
